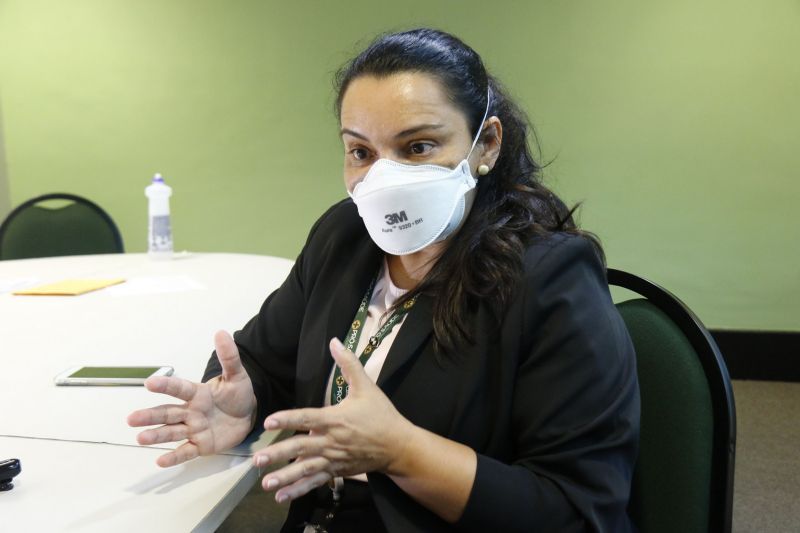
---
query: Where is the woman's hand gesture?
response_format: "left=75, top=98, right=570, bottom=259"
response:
left=251, top=337, right=415, bottom=503
left=127, top=330, right=257, bottom=467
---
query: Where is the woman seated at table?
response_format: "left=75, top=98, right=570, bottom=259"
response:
left=128, top=28, right=640, bottom=533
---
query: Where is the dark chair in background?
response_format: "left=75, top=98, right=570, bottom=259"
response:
left=608, top=268, right=736, bottom=533
left=0, top=193, right=124, bottom=260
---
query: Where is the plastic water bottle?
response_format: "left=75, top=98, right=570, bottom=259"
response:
left=145, top=173, right=173, bottom=260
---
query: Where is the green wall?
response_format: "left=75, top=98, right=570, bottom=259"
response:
left=0, top=0, right=797, bottom=331
left=0, top=99, right=8, bottom=216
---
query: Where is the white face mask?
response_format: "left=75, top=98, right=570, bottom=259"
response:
left=349, top=89, right=491, bottom=256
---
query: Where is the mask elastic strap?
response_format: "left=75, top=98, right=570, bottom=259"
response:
left=466, top=86, right=492, bottom=160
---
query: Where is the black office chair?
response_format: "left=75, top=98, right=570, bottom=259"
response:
left=608, top=269, right=736, bottom=533
left=0, top=193, right=124, bottom=260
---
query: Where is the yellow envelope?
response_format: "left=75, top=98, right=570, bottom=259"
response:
left=13, top=278, right=125, bottom=296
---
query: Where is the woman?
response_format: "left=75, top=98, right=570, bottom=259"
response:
left=128, top=29, right=640, bottom=532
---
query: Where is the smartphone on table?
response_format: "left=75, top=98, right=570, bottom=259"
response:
left=54, top=366, right=174, bottom=386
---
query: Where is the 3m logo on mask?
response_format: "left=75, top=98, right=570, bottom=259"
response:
left=385, top=211, right=408, bottom=225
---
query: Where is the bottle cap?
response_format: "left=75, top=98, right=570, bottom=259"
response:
left=152, top=173, right=164, bottom=183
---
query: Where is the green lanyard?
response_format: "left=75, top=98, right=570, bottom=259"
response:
left=329, top=274, right=417, bottom=405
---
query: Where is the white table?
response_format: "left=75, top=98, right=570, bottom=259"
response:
left=0, top=253, right=294, bottom=532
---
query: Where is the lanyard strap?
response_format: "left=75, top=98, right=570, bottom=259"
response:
left=329, top=274, right=417, bottom=406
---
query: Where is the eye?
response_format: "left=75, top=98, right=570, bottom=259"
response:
left=409, top=142, right=434, bottom=156
left=348, top=147, right=370, bottom=161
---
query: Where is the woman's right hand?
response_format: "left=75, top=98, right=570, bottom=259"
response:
left=127, top=330, right=257, bottom=467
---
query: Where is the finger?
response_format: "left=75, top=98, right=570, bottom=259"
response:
left=156, top=441, right=200, bottom=468
left=137, top=423, right=190, bottom=446
left=330, top=337, right=369, bottom=390
left=127, top=404, right=187, bottom=427
left=144, top=375, right=197, bottom=402
left=264, top=407, right=327, bottom=431
left=214, top=330, right=246, bottom=381
left=275, top=471, right=331, bottom=504
left=252, top=434, right=329, bottom=467
left=261, top=456, right=330, bottom=492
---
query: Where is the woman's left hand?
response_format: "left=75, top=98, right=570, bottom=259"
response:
left=252, top=337, right=416, bottom=503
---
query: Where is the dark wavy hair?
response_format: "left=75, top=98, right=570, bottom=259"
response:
left=334, top=28, right=602, bottom=353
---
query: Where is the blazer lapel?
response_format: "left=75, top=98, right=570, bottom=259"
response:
left=301, top=240, right=382, bottom=407
left=297, top=236, right=436, bottom=405
left=325, top=243, right=384, bottom=348
left=376, top=293, right=434, bottom=389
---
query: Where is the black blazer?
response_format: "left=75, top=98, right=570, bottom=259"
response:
left=204, top=199, right=640, bottom=533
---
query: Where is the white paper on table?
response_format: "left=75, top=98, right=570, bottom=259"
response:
left=0, top=277, right=39, bottom=294
left=104, top=276, right=206, bottom=296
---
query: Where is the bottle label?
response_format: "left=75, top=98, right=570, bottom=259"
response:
left=149, top=215, right=173, bottom=252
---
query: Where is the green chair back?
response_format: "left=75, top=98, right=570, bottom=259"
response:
left=0, top=193, right=124, bottom=260
left=608, top=269, right=735, bottom=533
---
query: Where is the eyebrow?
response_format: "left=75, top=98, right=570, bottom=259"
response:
left=340, top=123, right=445, bottom=141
